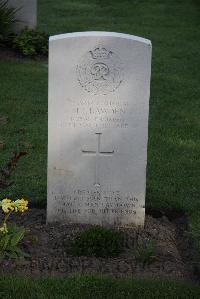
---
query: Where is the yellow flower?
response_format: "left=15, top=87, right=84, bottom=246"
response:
left=0, top=223, right=8, bottom=234
left=14, top=198, right=29, bottom=213
left=0, top=198, right=15, bottom=213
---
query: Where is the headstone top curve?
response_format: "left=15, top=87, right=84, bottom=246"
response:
left=49, top=31, right=151, bottom=46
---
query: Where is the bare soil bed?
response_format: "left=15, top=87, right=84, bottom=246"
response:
left=0, top=209, right=199, bottom=284
left=0, top=47, right=23, bottom=60
left=0, top=47, right=46, bottom=61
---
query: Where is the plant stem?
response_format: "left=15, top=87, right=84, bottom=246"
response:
left=2, top=211, right=11, bottom=227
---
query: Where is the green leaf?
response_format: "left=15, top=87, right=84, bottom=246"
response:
left=0, top=0, right=18, bottom=37
left=0, top=234, right=10, bottom=251
left=5, top=250, right=18, bottom=258
left=7, top=223, right=17, bottom=233
left=14, top=247, right=30, bottom=257
left=0, top=251, right=5, bottom=259
left=10, top=228, right=25, bottom=247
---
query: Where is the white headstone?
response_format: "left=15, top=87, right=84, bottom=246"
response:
left=47, top=32, right=152, bottom=227
left=8, top=0, right=37, bottom=32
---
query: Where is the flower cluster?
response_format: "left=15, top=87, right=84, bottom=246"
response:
left=0, top=198, right=28, bottom=214
left=13, top=199, right=29, bottom=213
left=0, top=198, right=14, bottom=213
left=0, top=197, right=29, bottom=258
left=0, top=198, right=29, bottom=235
left=0, top=223, right=8, bottom=234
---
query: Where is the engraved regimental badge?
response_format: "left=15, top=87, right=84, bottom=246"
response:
left=77, top=46, right=123, bottom=95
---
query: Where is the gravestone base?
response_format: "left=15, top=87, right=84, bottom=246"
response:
left=1, top=208, right=198, bottom=283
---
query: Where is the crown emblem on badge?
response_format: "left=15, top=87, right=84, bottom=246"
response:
left=90, top=47, right=112, bottom=59
left=77, top=45, right=123, bottom=95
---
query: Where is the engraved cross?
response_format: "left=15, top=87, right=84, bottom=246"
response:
left=81, top=133, right=114, bottom=187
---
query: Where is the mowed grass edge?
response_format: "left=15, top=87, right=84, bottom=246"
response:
left=0, top=274, right=200, bottom=299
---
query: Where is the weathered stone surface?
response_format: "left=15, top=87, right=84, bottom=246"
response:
left=8, top=0, right=37, bottom=32
left=47, top=32, right=152, bottom=227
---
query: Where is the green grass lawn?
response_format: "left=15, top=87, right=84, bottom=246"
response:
left=0, top=0, right=200, bottom=296
left=0, top=274, right=200, bottom=299
left=41, top=0, right=200, bottom=214
left=0, top=60, right=48, bottom=207
left=0, top=0, right=199, bottom=247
